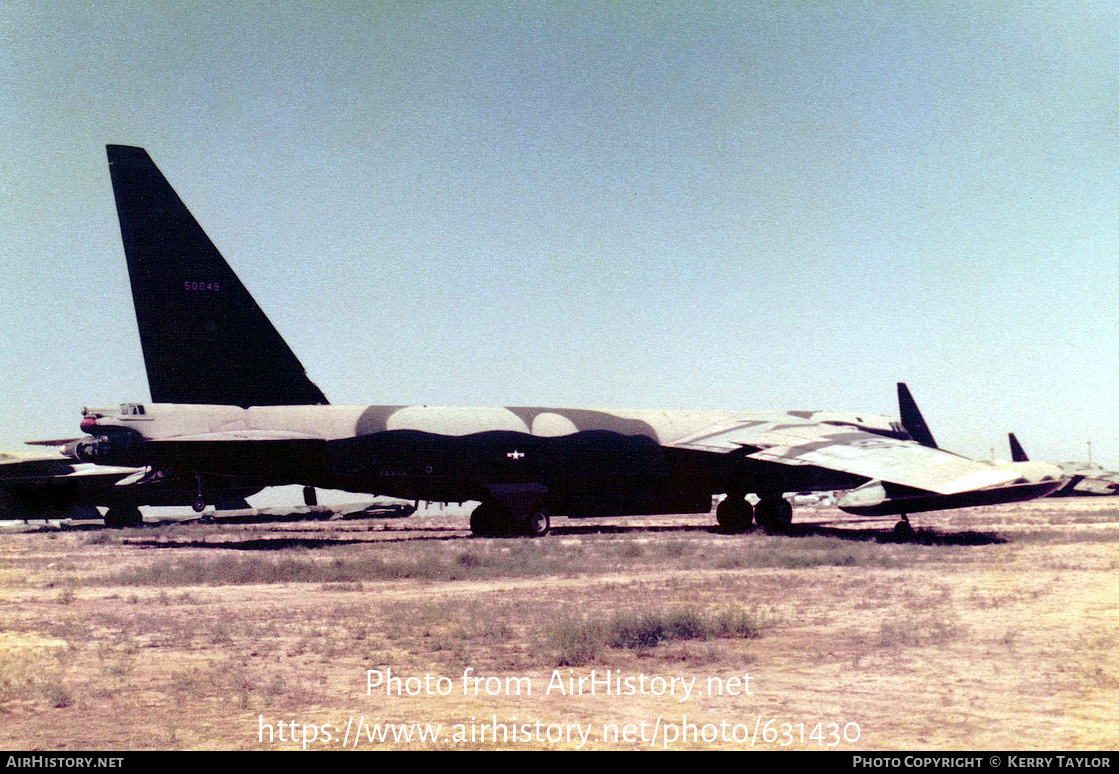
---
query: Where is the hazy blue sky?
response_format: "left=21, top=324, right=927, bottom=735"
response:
left=1, top=1, right=1116, bottom=465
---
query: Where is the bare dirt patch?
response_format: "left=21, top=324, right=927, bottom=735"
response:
left=1, top=498, right=1116, bottom=750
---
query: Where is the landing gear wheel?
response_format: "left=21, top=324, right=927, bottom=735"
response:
left=755, top=497, right=793, bottom=533
left=469, top=505, right=490, bottom=536
left=893, top=517, right=915, bottom=540
left=716, top=497, right=754, bottom=533
left=470, top=502, right=513, bottom=537
left=193, top=474, right=207, bottom=513
left=104, top=507, right=142, bottom=528
left=775, top=499, right=793, bottom=530
left=492, top=509, right=513, bottom=537
left=523, top=511, right=550, bottom=538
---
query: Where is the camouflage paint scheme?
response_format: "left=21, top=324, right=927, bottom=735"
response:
left=0, top=449, right=258, bottom=526
left=77, top=401, right=1065, bottom=524
left=72, top=146, right=1065, bottom=534
left=1009, top=433, right=1118, bottom=497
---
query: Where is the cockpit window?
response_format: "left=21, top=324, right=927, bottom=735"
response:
left=119, top=403, right=146, bottom=416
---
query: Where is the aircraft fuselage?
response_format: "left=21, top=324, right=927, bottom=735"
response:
left=78, top=402, right=880, bottom=516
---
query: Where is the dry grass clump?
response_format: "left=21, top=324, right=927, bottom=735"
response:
left=99, top=530, right=925, bottom=589
left=548, top=606, right=770, bottom=666
left=0, top=650, right=71, bottom=708
left=105, top=551, right=489, bottom=586
left=878, top=610, right=965, bottom=647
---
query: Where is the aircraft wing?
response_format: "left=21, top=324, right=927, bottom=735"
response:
left=0, top=453, right=133, bottom=521
left=0, top=452, right=86, bottom=479
left=0, top=451, right=137, bottom=485
left=20, top=464, right=139, bottom=479
left=667, top=415, right=1022, bottom=496
left=138, top=430, right=330, bottom=483
left=155, top=430, right=325, bottom=442
left=1071, top=475, right=1119, bottom=495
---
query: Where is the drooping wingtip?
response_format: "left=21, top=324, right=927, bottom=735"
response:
left=837, top=460, right=1065, bottom=516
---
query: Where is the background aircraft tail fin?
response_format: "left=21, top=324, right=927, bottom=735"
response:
left=897, top=382, right=938, bottom=449
left=106, top=145, right=328, bottom=407
left=1008, top=432, right=1029, bottom=462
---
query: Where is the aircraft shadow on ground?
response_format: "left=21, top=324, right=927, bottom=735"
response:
left=120, top=536, right=430, bottom=551
left=553, top=522, right=1007, bottom=546
left=110, top=517, right=1006, bottom=550
left=778, top=522, right=1008, bottom=546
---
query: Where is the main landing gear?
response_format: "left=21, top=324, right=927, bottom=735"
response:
left=192, top=474, right=206, bottom=513
left=716, top=494, right=753, bottom=533
left=754, top=496, right=793, bottom=533
left=892, top=514, right=915, bottom=540
left=103, top=506, right=143, bottom=528
left=716, top=493, right=794, bottom=534
left=470, top=501, right=550, bottom=538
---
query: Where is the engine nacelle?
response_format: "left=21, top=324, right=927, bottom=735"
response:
left=74, top=432, right=145, bottom=467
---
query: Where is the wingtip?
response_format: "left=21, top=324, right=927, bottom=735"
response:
left=937, top=468, right=1021, bottom=495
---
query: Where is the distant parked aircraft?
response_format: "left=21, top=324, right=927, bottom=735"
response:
left=1008, top=433, right=1118, bottom=497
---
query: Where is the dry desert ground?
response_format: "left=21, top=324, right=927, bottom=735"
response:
left=0, top=497, right=1116, bottom=750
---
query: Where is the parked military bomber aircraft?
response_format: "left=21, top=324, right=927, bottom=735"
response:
left=73, top=145, right=1064, bottom=537
left=1008, top=433, right=1118, bottom=497
left=0, top=443, right=257, bottom=527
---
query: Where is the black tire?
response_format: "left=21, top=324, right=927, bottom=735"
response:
left=523, top=511, right=550, bottom=538
left=716, top=498, right=753, bottom=533
left=756, top=497, right=792, bottom=533
left=104, top=507, right=142, bottom=528
left=491, top=509, right=514, bottom=538
left=470, top=502, right=514, bottom=537
left=753, top=498, right=773, bottom=530
left=775, top=499, right=793, bottom=529
left=470, top=504, right=493, bottom=537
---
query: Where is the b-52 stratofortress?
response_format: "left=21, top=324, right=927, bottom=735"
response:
left=0, top=443, right=258, bottom=527
left=0, top=446, right=131, bottom=523
left=73, top=145, right=1064, bottom=537
left=1008, top=433, right=1118, bottom=497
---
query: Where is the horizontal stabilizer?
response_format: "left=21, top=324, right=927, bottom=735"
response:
left=25, top=438, right=82, bottom=447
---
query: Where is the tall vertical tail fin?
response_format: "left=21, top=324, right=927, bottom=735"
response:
left=897, top=382, right=938, bottom=449
left=106, top=145, right=328, bottom=407
left=1008, top=433, right=1029, bottom=462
